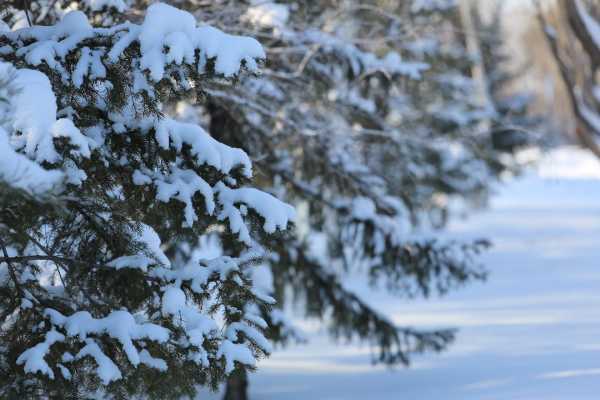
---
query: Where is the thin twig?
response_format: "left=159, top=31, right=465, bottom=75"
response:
left=293, top=43, right=321, bottom=78
left=0, top=236, right=23, bottom=297
left=23, top=0, right=32, bottom=27
left=0, top=254, right=163, bottom=283
left=0, top=236, right=24, bottom=326
left=24, top=232, right=80, bottom=303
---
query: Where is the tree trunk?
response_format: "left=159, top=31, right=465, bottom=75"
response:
left=223, top=376, right=248, bottom=400
left=206, top=102, right=252, bottom=400
left=460, top=0, right=492, bottom=109
left=562, top=0, right=600, bottom=73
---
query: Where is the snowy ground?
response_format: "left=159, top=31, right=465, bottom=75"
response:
left=198, top=146, right=600, bottom=400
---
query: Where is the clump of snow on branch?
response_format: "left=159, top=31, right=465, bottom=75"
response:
left=139, top=3, right=265, bottom=80
left=0, top=63, right=67, bottom=197
left=242, top=1, right=290, bottom=28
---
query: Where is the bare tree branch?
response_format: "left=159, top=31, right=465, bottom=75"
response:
left=537, top=5, right=600, bottom=159
left=562, top=0, right=600, bottom=72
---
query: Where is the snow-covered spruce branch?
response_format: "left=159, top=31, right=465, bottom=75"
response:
left=1, top=212, right=286, bottom=397
left=0, top=3, right=296, bottom=397
left=203, top=77, right=491, bottom=298
left=268, top=236, right=456, bottom=365
left=330, top=196, right=490, bottom=297
left=0, top=3, right=264, bottom=120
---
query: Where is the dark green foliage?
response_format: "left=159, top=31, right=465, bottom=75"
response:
left=0, top=4, right=292, bottom=399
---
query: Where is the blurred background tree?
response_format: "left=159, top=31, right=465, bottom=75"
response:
left=534, top=0, right=600, bottom=158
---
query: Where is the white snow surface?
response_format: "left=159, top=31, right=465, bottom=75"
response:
left=532, top=146, right=600, bottom=180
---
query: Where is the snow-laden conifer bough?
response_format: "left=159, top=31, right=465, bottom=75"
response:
left=0, top=3, right=296, bottom=397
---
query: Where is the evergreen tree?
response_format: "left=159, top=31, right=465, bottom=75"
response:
left=0, top=0, right=539, bottom=399
left=473, top=1, right=543, bottom=160
left=160, top=0, right=499, bottom=374
left=0, top=3, right=295, bottom=398
left=170, top=4, right=533, bottom=387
